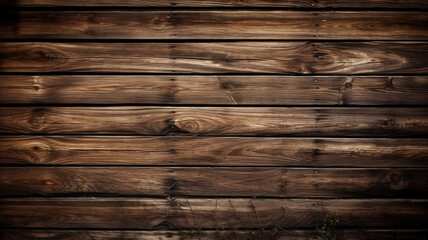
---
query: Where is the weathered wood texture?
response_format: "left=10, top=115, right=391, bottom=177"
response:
left=1, top=198, right=427, bottom=228
left=2, top=11, right=428, bottom=40
left=1, top=42, right=428, bottom=74
left=2, top=75, right=428, bottom=105
left=2, top=136, right=428, bottom=167
left=1, top=107, right=427, bottom=136
left=1, top=0, right=428, bottom=237
left=1, top=167, right=426, bottom=197
left=1, top=0, right=428, bottom=8
left=2, top=229, right=427, bottom=240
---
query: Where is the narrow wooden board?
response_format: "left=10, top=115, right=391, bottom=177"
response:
left=2, top=136, right=428, bottom=167
left=1, top=0, right=428, bottom=8
left=1, top=198, right=427, bottom=228
left=1, top=42, right=428, bottom=74
left=1, top=107, right=427, bottom=136
left=2, top=75, right=428, bottom=105
left=2, top=11, right=428, bottom=40
left=1, top=167, right=427, bottom=197
left=1, top=229, right=427, bottom=240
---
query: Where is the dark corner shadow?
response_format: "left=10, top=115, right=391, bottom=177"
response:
left=0, top=0, right=19, bottom=73
left=0, top=0, right=19, bottom=24
left=0, top=0, right=17, bottom=7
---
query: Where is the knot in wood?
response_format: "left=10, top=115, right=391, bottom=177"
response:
left=344, top=82, right=353, bottom=89
left=387, top=172, right=406, bottom=190
left=177, top=119, right=199, bottom=132
left=390, top=174, right=401, bottom=184
left=312, top=148, right=320, bottom=156
left=34, top=108, right=45, bottom=117
left=29, top=108, right=48, bottom=128
left=28, top=141, right=52, bottom=164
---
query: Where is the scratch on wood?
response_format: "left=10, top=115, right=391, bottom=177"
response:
left=227, top=92, right=237, bottom=104
left=385, top=77, right=394, bottom=90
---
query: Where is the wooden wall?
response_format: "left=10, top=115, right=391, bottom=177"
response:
left=1, top=0, right=428, bottom=239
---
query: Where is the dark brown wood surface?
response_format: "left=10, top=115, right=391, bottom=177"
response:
left=1, top=42, right=428, bottom=74
left=2, top=11, right=428, bottom=40
left=2, top=0, right=428, bottom=8
left=2, top=229, right=427, bottom=240
left=2, top=75, right=428, bottom=105
left=2, top=136, right=428, bottom=167
left=1, top=0, right=428, bottom=237
left=1, top=167, right=426, bottom=197
left=1, top=198, right=427, bottom=228
left=1, top=107, right=427, bottom=136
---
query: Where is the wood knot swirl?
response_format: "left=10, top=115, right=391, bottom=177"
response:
left=176, top=119, right=200, bottom=133
left=312, top=148, right=321, bottom=156
left=379, top=118, right=398, bottom=127
left=150, top=15, right=172, bottom=26
left=344, top=82, right=353, bottom=89
left=386, top=172, right=407, bottom=190
left=26, top=141, right=52, bottom=164
left=30, top=47, right=60, bottom=61
left=28, top=108, right=48, bottom=129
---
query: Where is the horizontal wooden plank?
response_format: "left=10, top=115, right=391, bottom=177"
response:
left=2, top=136, right=428, bottom=167
left=1, top=42, right=428, bottom=74
left=1, top=229, right=427, bottom=240
left=1, top=107, right=427, bottom=136
left=1, top=198, right=427, bottom=228
left=1, top=167, right=427, bottom=197
left=1, top=0, right=428, bottom=8
left=2, top=11, right=428, bottom=40
left=2, top=75, right=428, bottom=105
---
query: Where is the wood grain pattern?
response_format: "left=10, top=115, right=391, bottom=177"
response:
left=2, top=136, right=428, bottom=167
left=1, top=167, right=426, bottom=197
left=2, top=11, right=428, bottom=40
left=1, top=0, right=427, bottom=236
left=1, top=0, right=428, bottom=8
left=1, top=42, right=428, bottom=74
left=1, top=198, right=427, bottom=228
left=1, top=107, right=427, bottom=136
left=2, top=75, right=428, bottom=105
left=1, top=229, right=427, bottom=240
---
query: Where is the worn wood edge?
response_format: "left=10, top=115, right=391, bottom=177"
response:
left=1, top=107, right=428, bottom=136
left=2, top=42, right=428, bottom=74
left=1, top=136, right=427, bottom=167
left=1, top=198, right=427, bottom=229
left=0, top=167, right=427, bottom=197
left=1, top=75, right=428, bottom=105
left=2, top=11, right=428, bottom=40
left=1, top=0, right=428, bottom=8
left=0, top=229, right=427, bottom=240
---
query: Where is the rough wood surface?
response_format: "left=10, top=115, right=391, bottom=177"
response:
left=1, top=167, right=427, bottom=197
left=1, top=198, right=427, bottom=229
left=1, top=107, right=427, bottom=136
left=2, top=75, right=428, bottom=105
left=2, top=136, right=428, bottom=167
left=1, top=0, right=428, bottom=236
left=1, top=229, right=427, bottom=240
left=1, top=0, right=428, bottom=8
left=2, top=42, right=428, bottom=74
left=2, top=11, right=428, bottom=40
